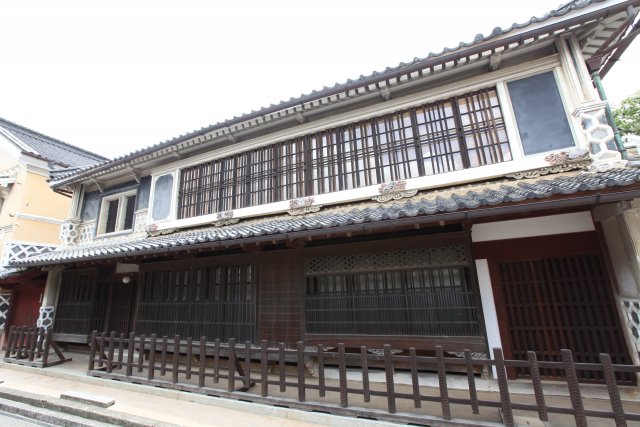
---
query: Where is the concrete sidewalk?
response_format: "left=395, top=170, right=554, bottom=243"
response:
left=0, top=362, right=399, bottom=427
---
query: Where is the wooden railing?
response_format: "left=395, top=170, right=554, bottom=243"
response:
left=3, top=326, right=72, bottom=368
left=87, top=331, right=640, bottom=427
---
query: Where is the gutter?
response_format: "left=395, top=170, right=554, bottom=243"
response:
left=50, top=0, right=640, bottom=189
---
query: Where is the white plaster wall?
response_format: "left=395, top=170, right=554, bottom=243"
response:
left=471, top=211, right=594, bottom=242
left=475, top=259, right=500, bottom=378
left=601, top=215, right=639, bottom=298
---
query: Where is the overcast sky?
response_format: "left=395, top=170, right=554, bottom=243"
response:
left=1, top=1, right=638, bottom=159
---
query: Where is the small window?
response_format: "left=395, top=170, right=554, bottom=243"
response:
left=151, top=174, right=174, bottom=221
left=507, top=71, right=574, bottom=155
left=98, top=192, right=137, bottom=235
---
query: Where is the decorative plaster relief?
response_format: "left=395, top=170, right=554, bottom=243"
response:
left=505, top=162, right=590, bottom=180
left=133, top=210, right=149, bottom=234
left=288, top=197, right=321, bottom=216
left=37, top=306, right=55, bottom=330
left=621, top=299, right=640, bottom=351
left=59, top=219, right=81, bottom=246
left=212, top=210, right=239, bottom=227
left=0, top=292, right=11, bottom=329
left=573, top=101, right=626, bottom=171
left=373, top=180, right=418, bottom=203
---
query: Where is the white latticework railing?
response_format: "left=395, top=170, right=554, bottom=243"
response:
left=1, top=241, right=57, bottom=268
left=622, top=298, right=640, bottom=355
left=0, top=291, right=11, bottom=329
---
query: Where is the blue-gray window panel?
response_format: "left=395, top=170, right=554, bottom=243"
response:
left=507, top=71, right=574, bottom=155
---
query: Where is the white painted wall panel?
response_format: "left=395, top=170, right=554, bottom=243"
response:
left=471, top=211, right=594, bottom=242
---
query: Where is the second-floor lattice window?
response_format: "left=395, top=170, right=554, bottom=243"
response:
left=177, top=87, right=510, bottom=219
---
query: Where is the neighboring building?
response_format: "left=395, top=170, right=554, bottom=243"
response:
left=0, top=118, right=107, bottom=339
left=14, top=0, right=640, bottom=383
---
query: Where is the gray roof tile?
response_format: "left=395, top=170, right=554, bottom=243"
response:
left=14, top=167, right=640, bottom=267
left=0, top=118, right=108, bottom=168
left=49, top=0, right=612, bottom=185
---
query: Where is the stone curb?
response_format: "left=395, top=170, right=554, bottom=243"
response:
left=0, top=387, right=177, bottom=427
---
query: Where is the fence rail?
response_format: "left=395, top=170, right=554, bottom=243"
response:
left=4, top=326, right=71, bottom=368
left=87, top=330, right=640, bottom=427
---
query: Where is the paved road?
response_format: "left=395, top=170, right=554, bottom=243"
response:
left=0, top=410, right=55, bottom=427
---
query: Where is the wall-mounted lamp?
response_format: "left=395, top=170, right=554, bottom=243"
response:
left=122, top=275, right=132, bottom=284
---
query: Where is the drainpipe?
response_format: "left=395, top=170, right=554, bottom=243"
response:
left=590, top=69, right=628, bottom=159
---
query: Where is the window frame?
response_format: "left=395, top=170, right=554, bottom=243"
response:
left=147, top=59, right=586, bottom=231
left=501, top=68, right=578, bottom=159
left=148, top=171, right=179, bottom=224
left=96, top=190, right=137, bottom=236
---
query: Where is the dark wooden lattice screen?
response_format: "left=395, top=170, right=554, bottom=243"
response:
left=54, top=270, right=107, bottom=336
left=305, top=245, right=482, bottom=337
left=497, top=254, right=635, bottom=384
left=177, top=87, right=510, bottom=219
left=136, top=263, right=256, bottom=342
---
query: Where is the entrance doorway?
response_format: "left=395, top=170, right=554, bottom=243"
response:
left=485, top=233, right=635, bottom=384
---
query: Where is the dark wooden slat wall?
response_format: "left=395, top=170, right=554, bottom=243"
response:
left=479, top=231, right=635, bottom=384
left=53, top=269, right=108, bottom=336
left=258, top=252, right=303, bottom=347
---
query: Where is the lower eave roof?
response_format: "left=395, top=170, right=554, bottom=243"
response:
left=14, top=167, right=640, bottom=268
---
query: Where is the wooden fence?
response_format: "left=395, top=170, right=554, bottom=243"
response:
left=87, top=331, right=640, bottom=427
left=4, top=326, right=71, bottom=368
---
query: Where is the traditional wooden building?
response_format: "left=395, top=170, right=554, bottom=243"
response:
left=14, top=0, right=640, bottom=381
left=0, top=117, right=107, bottom=341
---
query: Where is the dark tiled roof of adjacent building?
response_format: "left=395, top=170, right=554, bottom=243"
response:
left=50, top=0, right=621, bottom=185
left=0, top=118, right=108, bottom=168
left=15, top=167, right=640, bottom=267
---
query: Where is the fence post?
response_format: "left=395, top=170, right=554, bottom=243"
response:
left=126, top=332, right=135, bottom=376
left=463, top=350, right=479, bottom=415
left=198, top=336, right=206, bottom=388
left=600, top=353, right=626, bottom=427
left=4, top=326, right=15, bottom=358
left=89, top=330, right=98, bottom=371
left=409, top=347, right=420, bottom=409
left=172, top=335, right=180, bottom=384
left=106, top=331, right=116, bottom=373
left=297, top=341, right=305, bottom=402
left=561, top=349, right=586, bottom=427
left=137, top=334, right=145, bottom=373
left=41, top=328, right=52, bottom=366
left=317, top=344, right=325, bottom=398
left=244, top=341, right=252, bottom=390
left=117, top=333, right=125, bottom=369
left=148, top=334, right=157, bottom=380
left=228, top=338, right=236, bottom=392
left=213, top=339, right=220, bottom=383
left=527, top=351, right=548, bottom=422
left=383, top=344, right=396, bottom=414
left=28, top=328, right=37, bottom=361
left=436, top=346, right=450, bottom=420
left=88, top=330, right=98, bottom=371
left=338, top=343, right=348, bottom=408
left=493, top=348, right=514, bottom=427
left=260, top=340, right=268, bottom=397
left=278, top=342, right=286, bottom=392
left=361, top=346, right=371, bottom=403
left=186, top=337, right=193, bottom=380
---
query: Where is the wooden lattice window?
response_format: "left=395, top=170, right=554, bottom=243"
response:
left=54, top=270, right=107, bottom=336
left=304, top=245, right=482, bottom=337
left=177, top=87, right=511, bottom=219
left=137, top=263, right=256, bottom=342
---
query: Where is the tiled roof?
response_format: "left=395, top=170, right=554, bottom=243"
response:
left=0, top=267, right=25, bottom=280
left=50, top=0, right=622, bottom=185
left=0, top=118, right=108, bottom=168
left=15, top=167, right=640, bottom=267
